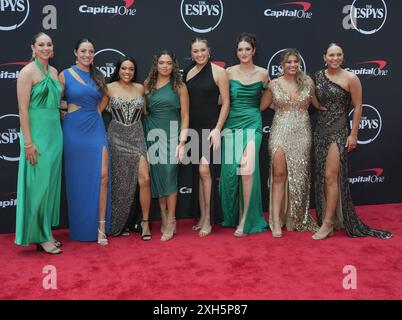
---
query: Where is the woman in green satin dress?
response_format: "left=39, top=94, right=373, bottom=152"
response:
left=144, top=51, right=189, bottom=241
left=15, top=33, right=63, bottom=254
left=220, top=33, right=269, bottom=237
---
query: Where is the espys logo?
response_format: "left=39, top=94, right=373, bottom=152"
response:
left=346, top=60, right=388, bottom=77
left=348, top=104, right=381, bottom=145
left=180, top=0, right=223, bottom=33
left=264, top=1, right=313, bottom=20
left=95, top=48, right=125, bottom=80
left=0, top=0, right=30, bottom=31
left=349, top=168, right=385, bottom=184
left=266, top=48, right=306, bottom=80
left=343, top=0, right=387, bottom=35
left=0, top=61, right=28, bottom=79
left=79, top=0, right=137, bottom=16
left=179, top=187, right=192, bottom=194
left=263, top=125, right=271, bottom=134
left=0, top=114, right=20, bottom=162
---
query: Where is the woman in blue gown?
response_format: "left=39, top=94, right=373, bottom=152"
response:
left=59, top=38, right=111, bottom=244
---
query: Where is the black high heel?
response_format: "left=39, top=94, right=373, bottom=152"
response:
left=36, top=243, right=63, bottom=254
left=140, top=219, right=152, bottom=241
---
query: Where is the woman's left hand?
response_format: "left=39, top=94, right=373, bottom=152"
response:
left=345, top=134, right=358, bottom=152
left=208, top=128, right=221, bottom=150
left=175, top=144, right=186, bottom=164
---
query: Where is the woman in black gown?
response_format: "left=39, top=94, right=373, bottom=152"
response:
left=183, top=38, right=230, bottom=237
left=313, top=43, right=392, bottom=240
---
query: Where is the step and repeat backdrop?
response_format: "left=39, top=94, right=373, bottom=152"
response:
left=1, top=0, right=401, bottom=233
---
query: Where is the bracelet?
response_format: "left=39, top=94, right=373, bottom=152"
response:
left=24, top=143, right=33, bottom=148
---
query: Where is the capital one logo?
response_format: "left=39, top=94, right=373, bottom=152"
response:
left=95, top=48, right=125, bottom=81
left=79, top=0, right=137, bottom=16
left=179, top=186, right=192, bottom=194
left=348, top=104, right=381, bottom=145
left=266, top=48, right=306, bottom=80
left=349, top=168, right=385, bottom=184
left=345, top=60, right=388, bottom=77
left=180, top=0, right=223, bottom=33
left=0, top=61, right=28, bottom=79
left=264, top=1, right=313, bottom=20
left=0, top=193, right=17, bottom=209
left=0, top=0, right=30, bottom=31
left=342, top=0, right=387, bottom=35
left=0, top=114, right=20, bottom=161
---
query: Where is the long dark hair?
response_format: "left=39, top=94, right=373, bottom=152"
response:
left=235, top=32, right=257, bottom=56
left=145, top=50, right=182, bottom=94
left=74, top=38, right=106, bottom=92
left=323, top=42, right=343, bottom=55
left=109, top=56, right=138, bottom=83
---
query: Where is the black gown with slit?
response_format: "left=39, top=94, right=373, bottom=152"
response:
left=314, top=70, right=392, bottom=238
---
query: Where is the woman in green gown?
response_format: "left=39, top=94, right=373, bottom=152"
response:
left=15, top=32, right=63, bottom=254
left=144, top=51, right=189, bottom=241
left=220, top=33, right=269, bottom=236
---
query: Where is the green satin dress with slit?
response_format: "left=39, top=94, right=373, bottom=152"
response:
left=219, top=79, right=268, bottom=234
left=15, top=59, right=63, bottom=246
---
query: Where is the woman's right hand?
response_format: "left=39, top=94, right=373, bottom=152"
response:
left=25, top=144, right=40, bottom=165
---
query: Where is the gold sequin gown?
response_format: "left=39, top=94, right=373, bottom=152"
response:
left=268, top=79, right=318, bottom=232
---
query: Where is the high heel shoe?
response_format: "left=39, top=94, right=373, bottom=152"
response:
left=312, top=222, right=334, bottom=240
left=199, top=225, right=212, bottom=237
left=36, top=242, right=63, bottom=254
left=161, top=218, right=176, bottom=241
left=51, top=236, right=62, bottom=248
left=233, top=228, right=247, bottom=238
left=140, top=219, right=152, bottom=241
left=97, top=220, right=108, bottom=245
left=271, top=223, right=282, bottom=238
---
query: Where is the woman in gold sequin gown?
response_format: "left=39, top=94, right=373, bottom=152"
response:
left=260, top=49, right=325, bottom=237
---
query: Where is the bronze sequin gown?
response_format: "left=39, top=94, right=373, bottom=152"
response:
left=108, top=96, right=147, bottom=236
left=268, top=79, right=318, bottom=232
left=314, top=70, right=392, bottom=238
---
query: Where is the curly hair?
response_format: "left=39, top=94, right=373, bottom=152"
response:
left=145, top=50, right=183, bottom=94
left=279, top=48, right=310, bottom=93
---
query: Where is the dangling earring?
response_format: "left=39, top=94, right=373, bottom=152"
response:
left=50, top=51, right=54, bottom=59
left=32, top=51, right=36, bottom=59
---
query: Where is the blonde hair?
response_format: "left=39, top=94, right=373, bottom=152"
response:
left=280, top=48, right=310, bottom=93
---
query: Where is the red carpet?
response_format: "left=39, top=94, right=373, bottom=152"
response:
left=0, top=203, right=401, bottom=300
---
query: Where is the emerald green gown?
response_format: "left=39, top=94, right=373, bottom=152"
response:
left=144, top=83, right=181, bottom=198
left=219, top=80, right=268, bottom=234
left=15, top=59, right=63, bottom=246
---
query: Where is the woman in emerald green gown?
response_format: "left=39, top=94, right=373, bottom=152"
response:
left=15, top=33, right=63, bottom=254
left=220, top=33, right=269, bottom=236
left=144, top=51, right=189, bottom=241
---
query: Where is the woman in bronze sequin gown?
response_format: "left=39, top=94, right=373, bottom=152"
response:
left=261, top=49, right=324, bottom=237
left=312, top=43, right=392, bottom=240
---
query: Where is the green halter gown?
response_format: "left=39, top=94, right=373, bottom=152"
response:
left=15, top=59, right=63, bottom=246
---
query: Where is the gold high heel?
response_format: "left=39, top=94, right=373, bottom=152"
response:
left=36, top=242, right=63, bottom=254
left=312, top=222, right=334, bottom=240
left=272, top=222, right=282, bottom=238
left=97, top=220, right=108, bottom=245
left=161, top=218, right=176, bottom=241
